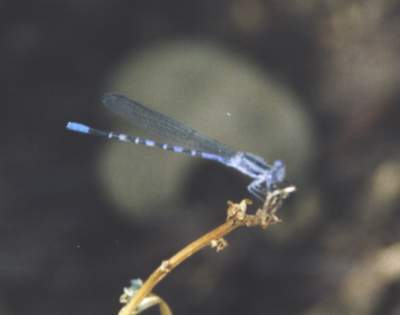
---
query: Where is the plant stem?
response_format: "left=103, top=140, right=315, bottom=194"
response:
left=118, top=202, right=246, bottom=315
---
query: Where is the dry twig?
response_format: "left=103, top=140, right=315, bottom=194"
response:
left=118, top=185, right=295, bottom=315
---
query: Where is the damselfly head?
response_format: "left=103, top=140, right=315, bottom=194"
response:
left=270, top=160, right=286, bottom=184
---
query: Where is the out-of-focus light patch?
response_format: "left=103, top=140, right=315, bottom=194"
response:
left=371, top=160, right=400, bottom=206
left=341, top=243, right=400, bottom=314
left=376, top=243, right=400, bottom=277
left=98, top=39, right=315, bottom=219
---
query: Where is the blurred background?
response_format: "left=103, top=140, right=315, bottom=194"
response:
left=2, top=1, right=400, bottom=315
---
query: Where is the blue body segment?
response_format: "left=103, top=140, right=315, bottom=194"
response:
left=66, top=122, right=90, bottom=134
left=66, top=93, right=286, bottom=200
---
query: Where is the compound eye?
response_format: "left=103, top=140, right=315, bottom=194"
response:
left=273, top=160, right=286, bottom=182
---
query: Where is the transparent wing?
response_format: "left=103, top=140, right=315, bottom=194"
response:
left=102, top=93, right=237, bottom=158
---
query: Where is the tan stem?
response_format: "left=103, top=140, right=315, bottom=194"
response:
left=119, top=219, right=240, bottom=315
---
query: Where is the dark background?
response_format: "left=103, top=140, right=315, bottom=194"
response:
left=2, top=1, right=400, bottom=315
